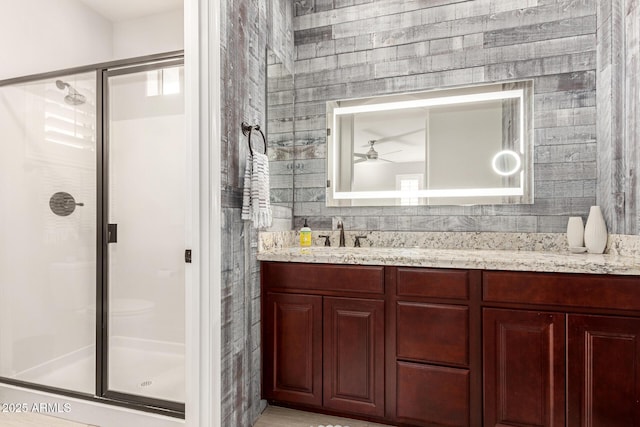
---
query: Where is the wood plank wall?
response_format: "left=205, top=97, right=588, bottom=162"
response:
left=220, top=0, right=293, bottom=425
left=292, top=0, right=600, bottom=232
left=628, top=1, right=640, bottom=235
left=597, top=0, right=640, bottom=235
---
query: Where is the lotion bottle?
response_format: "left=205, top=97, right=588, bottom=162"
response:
left=300, top=219, right=312, bottom=247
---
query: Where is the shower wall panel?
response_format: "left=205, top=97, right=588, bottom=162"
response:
left=108, top=116, right=185, bottom=344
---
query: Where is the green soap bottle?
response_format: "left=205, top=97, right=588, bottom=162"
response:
left=300, top=219, right=312, bottom=247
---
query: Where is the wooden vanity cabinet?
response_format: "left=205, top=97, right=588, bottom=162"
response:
left=261, top=262, right=386, bottom=418
left=262, top=262, right=480, bottom=426
left=390, top=267, right=481, bottom=427
left=483, top=271, right=640, bottom=427
left=263, top=262, right=640, bottom=427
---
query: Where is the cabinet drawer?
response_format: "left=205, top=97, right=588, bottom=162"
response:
left=483, top=271, right=640, bottom=311
left=396, top=361, right=469, bottom=427
left=262, top=262, right=384, bottom=294
left=397, top=302, right=468, bottom=366
left=397, top=267, right=469, bottom=300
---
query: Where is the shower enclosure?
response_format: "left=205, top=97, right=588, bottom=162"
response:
left=0, top=55, right=185, bottom=415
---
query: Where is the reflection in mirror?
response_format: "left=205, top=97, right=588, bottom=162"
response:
left=327, top=81, right=533, bottom=206
left=266, top=48, right=294, bottom=210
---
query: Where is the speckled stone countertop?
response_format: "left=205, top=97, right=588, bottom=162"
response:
left=257, top=232, right=640, bottom=276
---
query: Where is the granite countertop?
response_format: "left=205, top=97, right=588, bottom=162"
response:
left=257, top=246, right=640, bottom=275
left=257, top=232, right=640, bottom=276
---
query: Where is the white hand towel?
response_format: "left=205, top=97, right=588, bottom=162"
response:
left=241, top=151, right=272, bottom=228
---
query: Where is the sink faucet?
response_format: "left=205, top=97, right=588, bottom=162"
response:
left=337, top=221, right=346, bottom=247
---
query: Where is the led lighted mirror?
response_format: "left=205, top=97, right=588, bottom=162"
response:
left=326, top=81, right=534, bottom=206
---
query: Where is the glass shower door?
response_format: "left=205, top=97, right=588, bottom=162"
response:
left=0, top=73, right=97, bottom=394
left=104, top=62, right=185, bottom=407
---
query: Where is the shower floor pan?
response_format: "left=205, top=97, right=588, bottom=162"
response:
left=13, top=337, right=185, bottom=404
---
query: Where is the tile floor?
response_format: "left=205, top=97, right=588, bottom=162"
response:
left=0, top=413, right=94, bottom=427
left=1, top=403, right=394, bottom=427
left=253, top=405, right=395, bottom=427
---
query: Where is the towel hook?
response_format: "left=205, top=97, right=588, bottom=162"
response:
left=242, top=122, right=267, bottom=156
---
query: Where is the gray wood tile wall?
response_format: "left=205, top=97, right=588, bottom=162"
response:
left=627, top=0, right=640, bottom=235
left=292, top=0, right=603, bottom=233
left=597, top=0, right=640, bottom=235
left=220, top=0, right=293, bottom=425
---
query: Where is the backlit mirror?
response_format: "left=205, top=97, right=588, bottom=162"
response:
left=326, top=81, right=534, bottom=206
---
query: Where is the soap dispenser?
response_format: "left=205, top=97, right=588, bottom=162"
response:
left=300, top=219, right=312, bottom=247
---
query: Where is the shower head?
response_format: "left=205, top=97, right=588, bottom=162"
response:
left=55, top=80, right=86, bottom=105
left=65, top=88, right=86, bottom=105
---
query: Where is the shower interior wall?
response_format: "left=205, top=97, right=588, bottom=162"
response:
left=108, top=70, right=186, bottom=346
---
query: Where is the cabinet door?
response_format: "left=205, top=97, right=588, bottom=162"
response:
left=568, top=315, right=640, bottom=427
left=483, top=309, right=565, bottom=427
left=263, top=292, right=322, bottom=406
left=324, top=297, right=385, bottom=417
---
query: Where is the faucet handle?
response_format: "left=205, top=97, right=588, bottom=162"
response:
left=318, top=235, right=331, bottom=247
left=354, top=235, right=367, bottom=247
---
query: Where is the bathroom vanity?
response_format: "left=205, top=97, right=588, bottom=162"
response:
left=259, top=242, right=640, bottom=427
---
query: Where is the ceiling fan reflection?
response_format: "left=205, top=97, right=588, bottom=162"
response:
left=354, top=140, right=401, bottom=164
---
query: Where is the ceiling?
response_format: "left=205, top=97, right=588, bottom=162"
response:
left=78, top=0, right=183, bottom=22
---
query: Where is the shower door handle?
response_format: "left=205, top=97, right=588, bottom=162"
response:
left=107, top=224, right=118, bottom=243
